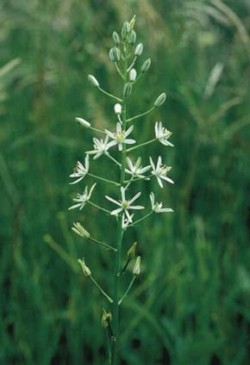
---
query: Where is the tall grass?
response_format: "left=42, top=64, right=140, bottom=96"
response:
left=0, top=0, right=249, bottom=364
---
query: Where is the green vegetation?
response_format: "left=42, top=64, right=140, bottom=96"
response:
left=1, top=1, right=249, bottom=364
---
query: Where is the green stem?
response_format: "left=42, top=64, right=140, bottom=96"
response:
left=88, top=173, right=119, bottom=186
left=112, top=220, right=123, bottom=365
left=118, top=276, right=136, bottom=305
left=88, top=201, right=111, bottom=214
left=126, top=138, right=156, bottom=153
left=126, top=106, right=155, bottom=122
left=115, top=62, right=125, bottom=80
left=90, top=276, right=113, bottom=303
left=98, top=86, right=122, bottom=102
left=130, top=211, right=153, bottom=227
left=107, top=153, right=122, bottom=168
left=111, top=44, right=128, bottom=365
left=127, top=56, right=137, bottom=72
left=89, top=236, right=117, bottom=252
left=90, top=126, right=105, bottom=134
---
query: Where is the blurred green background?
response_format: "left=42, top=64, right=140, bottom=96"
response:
left=1, top=0, right=250, bottom=364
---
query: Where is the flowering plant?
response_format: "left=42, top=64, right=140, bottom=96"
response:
left=69, top=16, right=174, bottom=365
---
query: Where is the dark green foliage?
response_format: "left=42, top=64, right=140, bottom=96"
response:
left=0, top=0, right=249, bottom=364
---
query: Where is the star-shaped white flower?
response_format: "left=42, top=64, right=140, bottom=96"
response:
left=105, top=123, right=135, bottom=151
left=150, top=192, right=173, bottom=213
left=69, top=184, right=96, bottom=210
left=105, top=187, right=144, bottom=222
left=86, top=135, right=113, bottom=160
left=150, top=156, right=174, bottom=188
left=155, top=122, right=174, bottom=147
left=69, top=155, right=89, bottom=184
left=125, top=157, right=151, bottom=179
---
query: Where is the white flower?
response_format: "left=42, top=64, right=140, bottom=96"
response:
left=155, top=122, right=174, bottom=147
left=125, top=157, right=151, bottom=179
left=150, top=156, right=174, bottom=188
left=86, top=135, right=113, bottom=159
left=105, top=187, right=144, bottom=222
left=150, top=192, right=174, bottom=213
left=105, top=123, right=135, bottom=151
left=69, top=155, right=89, bottom=184
left=69, top=183, right=96, bottom=210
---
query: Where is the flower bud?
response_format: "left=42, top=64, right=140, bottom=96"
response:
left=128, top=30, right=136, bottom=45
left=123, top=82, right=132, bottom=99
left=127, top=241, right=137, bottom=259
left=129, top=68, right=137, bottom=82
left=141, top=58, right=151, bottom=73
left=112, top=31, right=120, bottom=45
left=134, top=43, right=143, bottom=56
left=154, top=92, right=166, bottom=107
left=121, top=21, right=130, bottom=39
left=78, top=258, right=91, bottom=277
left=88, top=74, right=99, bottom=88
left=129, top=15, right=136, bottom=30
left=109, top=47, right=121, bottom=62
left=133, top=256, right=141, bottom=276
left=75, top=117, right=91, bottom=128
left=72, top=222, right=90, bottom=238
left=114, top=103, right=122, bottom=115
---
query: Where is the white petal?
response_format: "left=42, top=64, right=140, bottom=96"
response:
left=129, top=192, right=141, bottom=204
left=105, top=195, right=121, bottom=206
left=124, top=138, right=136, bottom=144
left=160, top=175, right=174, bottom=184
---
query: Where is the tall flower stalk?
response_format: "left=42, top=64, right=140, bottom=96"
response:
left=69, top=16, right=174, bottom=365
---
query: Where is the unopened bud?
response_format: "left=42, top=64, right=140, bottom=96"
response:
left=134, top=43, right=143, bottom=56
left=112, top=31, right=120, bottom=45
left=133, top=256, right=141, bottom=276
left=75, top=117, right=91, bottom=128
left=88, top=74, right=99, bottom=88
left=78, top=258, right=91, bottom=277
left=72, top=222, right=90, bottom=238
left=129, top=68, right=137, bottom=82
left=128, top=30, right=136, bottom=45
left=121, top=21, right=130, bottom=39
left=129, top=15, right=136, bottom=30
left=109, top=47, right=121, bottom=62
left=123, top=83, right=132, bottom=99
left=127, top=242, right=137, bottom=259
left=154, top=92, right=166, bottom=107
left=141, top=58, right=151, bottom=73
left=114, top=103, right=122, bottom=115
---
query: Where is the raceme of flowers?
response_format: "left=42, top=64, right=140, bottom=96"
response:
left=69, top=118, right=174, bottom=224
